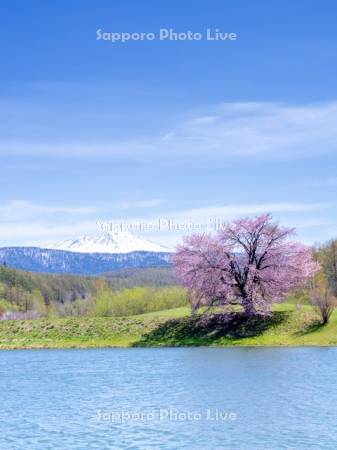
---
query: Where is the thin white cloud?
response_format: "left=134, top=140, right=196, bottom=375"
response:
left=0, top=198, right=163, bottom=222
left=115, top=199, right=163, bottom=209
left=0, top=221, right=98, bottom=246
left=160, top=101, right=337, bottom=160
left=175, top=202, right=332, bottom=219
left=0, top=200, right=101, bottom=222
left=1, top=101, right=337, bottom=162
left=0, top=201, right=334, bottom=247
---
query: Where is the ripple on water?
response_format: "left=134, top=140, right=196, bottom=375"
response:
left=1, top=347, right=337, bottom=450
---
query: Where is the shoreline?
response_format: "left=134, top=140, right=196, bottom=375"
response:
left=1, top=343, right=337, bottom=351
left=1, top=304, right=337, bottom=349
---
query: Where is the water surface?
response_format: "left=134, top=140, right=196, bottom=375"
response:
left=1, top=347, right=336, bottom=449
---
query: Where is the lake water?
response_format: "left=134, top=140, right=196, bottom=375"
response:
left=1, top=347, right=337, bottom=449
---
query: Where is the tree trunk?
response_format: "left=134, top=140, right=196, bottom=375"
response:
left=242, top=296, right=257, bottom=316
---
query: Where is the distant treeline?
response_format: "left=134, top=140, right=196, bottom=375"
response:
left=0, top=264, right=100, bottom=316
left=103, top=267, right=178, bottom=289
left=0, top=265, right=186, bottom=319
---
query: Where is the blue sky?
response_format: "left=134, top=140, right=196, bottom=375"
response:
left=1, top=0, right=337, bottom=248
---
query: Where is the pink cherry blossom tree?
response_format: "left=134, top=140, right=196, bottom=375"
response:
left=174, top=214, right=319, bottom=316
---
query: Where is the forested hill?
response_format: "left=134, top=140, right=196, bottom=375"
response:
left=0, top=264, right=182, bottom=318
left=0, top=264, right=101, bottom=313
left=103, top=267, right=178, bottom=289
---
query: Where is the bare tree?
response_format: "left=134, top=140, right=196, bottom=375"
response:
left=310, top=283, right=336, bottom=325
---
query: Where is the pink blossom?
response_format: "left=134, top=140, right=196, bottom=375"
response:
left=173, top=214, right=319, bottom=316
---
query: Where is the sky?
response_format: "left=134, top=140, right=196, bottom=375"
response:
left=1, top=0, right=337, bottom=249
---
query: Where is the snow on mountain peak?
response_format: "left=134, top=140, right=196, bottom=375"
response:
left=43, top=231, right=170, bottom=254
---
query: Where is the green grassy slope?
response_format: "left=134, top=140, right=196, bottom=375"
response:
left=1, top=303, right=337, bottom=349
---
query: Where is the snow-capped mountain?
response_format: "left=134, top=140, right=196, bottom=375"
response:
left=0, top=231, right=172, bottom=275
left=44, top=231, right=169, bottom=254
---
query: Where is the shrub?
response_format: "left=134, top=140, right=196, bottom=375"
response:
left=0, top=299, right=18, bottom=316
left=94, top=286, right=187, bottom=317
left=310, top=280, right=336, bottom=325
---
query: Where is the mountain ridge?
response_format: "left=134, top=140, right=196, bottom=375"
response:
left=0, top=246, right=172, bottom=275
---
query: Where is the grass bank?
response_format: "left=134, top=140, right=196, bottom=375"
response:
left=1, top=304, right=337, bottom=349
